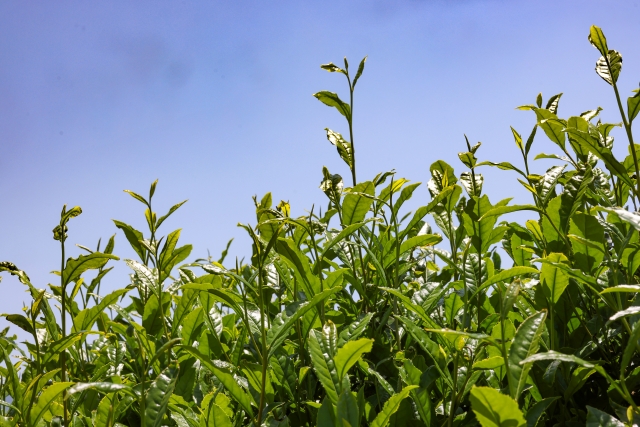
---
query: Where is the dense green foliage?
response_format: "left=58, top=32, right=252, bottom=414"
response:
left=3, top=25, right=640, bottom=427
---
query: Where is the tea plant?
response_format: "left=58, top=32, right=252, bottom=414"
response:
left=2, top=25, right=640, bottom=427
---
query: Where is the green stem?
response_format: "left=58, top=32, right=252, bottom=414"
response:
left=447, top=353, right=460, bottom=427
left=346, top=75, right=356, bottom=186
left=136, top=332, right=146, bottom=427
left=256, top=264, right=269, bottom=426
left=60, top=231, right=68, bottom=427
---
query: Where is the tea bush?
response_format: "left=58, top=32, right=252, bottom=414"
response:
left=2, top=25, right=640, bottom=427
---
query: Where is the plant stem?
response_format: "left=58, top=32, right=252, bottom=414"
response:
left=60, top=231, right=68, bottom=427
left=347, top=75, right=356, bottom=186
left=256, top=258, right=269, bottom=427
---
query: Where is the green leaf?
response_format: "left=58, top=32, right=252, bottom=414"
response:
left=399, top=185, right=457, bottom=240
left=334, top=338, right=373, bottom=382
left=42, top=331, right=96, bottom=365
left=588, top=25, right=609, bottom=56
left=509, top=226, right=533, bottom=267
left=353, top=56, right=367, bottom=88
left=172, top=288, right=199, bottom=337
left=535, top=109, right=566, bottom=150
left=570, top=133, right=634, bottom=190
left=606, top=306, right=640, bottom=325
left=595, top=50, right=622, bottom=85
left=29, top=382, right=74, bottom=427
left=473, top=356, right=505, bottom=370
left=179, top=346, right=254, bottom=416
left=386, top=234, right=441, bottom=267
left=368, top=367, right=395, bottom=396
left=511, top=127, right=523, bottom=150
left=67, top=382, right=133, bottom=397
left=60, top=205, right=83, bottom=225
left=318, top=397, right=336, bottom=427
left=479, top=205, right=541, bottom=221
left=476, top=161, right=527, bottom=178
left=337, top=389, right=359, bottom=427
left=314, top=91, right=351, bottom=120
left=342, top=181, right=374, bottom=225
left=564, top=366, right=596, bottom=401
left=321, top=62, right=346, bottom=74
left=369, top=386, right=417, bottom=427
left=62, top=252, right=119, bottom=286
left=321, top=221, right=372, bottom=259
left=400, top=360, right=432, bottom=425
left=508, top=311, right=547, bottom=399
left=546, top=93, right=563, bottom=114
left=309, top=322, right=341, bottom=404
left=148, top=338, right=182, bottom=368
left=520, top=350, right=597, bottom=368
left=146, top=364, right=179, bottom=427
left=541, top=253, right=570, bottom=304
left=471, top=266, right=539, bottom=299
left=525, top=397, right=559, bottom=427
left=605, top=208, right=640, bottom=231
left=586, top=406, right=625, bottom=427
left=326, top=129, right=354, bottom=170
left=569, top=213, right=604, bottom=274
left=458, top=151, right=477, bottom=169
left=396, top=316, right=452, bottom=387
left=267, top=287, right=342, bottom=358
left=469, top=386, right=526, bottom=427
left=2, top=314, right=34, bottom=335
left=524, top=125, right=538, bottom=156
left=628, top=89, right=640, bottom=123
left=462, top=195, right=510, bottom=253
left=73, top=288, right=130, bottom=332
left=392, top=182, right=421, bottom=215
left=0, top=344, right=23, bottom=413
left=113, top=220, right=146, bottom=260
left=275, top=237, right=319, bottom=296
left=156, top=200, right=188, bottom=229
left=337, top=313, right=374, bottom=347
left=538, top=165, right=566, bottom=205
left=601, top=285, right=640, bottom=294
left=203, top=403, right=233, bottom=427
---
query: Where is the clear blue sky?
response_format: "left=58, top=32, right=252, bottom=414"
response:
left=1, top=1, right=639, bottom=329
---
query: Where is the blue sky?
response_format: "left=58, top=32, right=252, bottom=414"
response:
left=1, top=1, right=639, bottom=329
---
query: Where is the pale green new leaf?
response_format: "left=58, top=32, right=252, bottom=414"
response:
left=314, top=91, right=351, bottom=119
left=342, top=181, right=374, bottom=225
left=334, top=338, right=373, bottom=382
left=588, top=25, right=608, bottom=56
left=29, top=382, right=74, bottom=427
left=469, top=386, right=526, bottom=427
left=62, top=252, right=119, bottom=286
left=203, top=403, right=232, bottom=427
left=479, top=205, right=541, bottom=221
